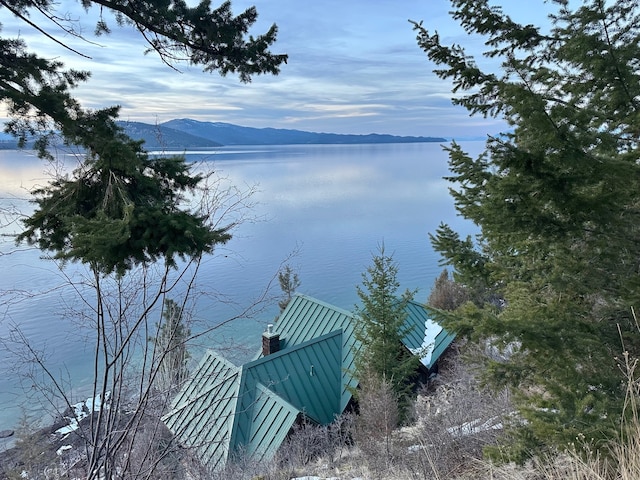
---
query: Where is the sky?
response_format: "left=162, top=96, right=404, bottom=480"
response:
left=2, top=1, right=555, bottom=138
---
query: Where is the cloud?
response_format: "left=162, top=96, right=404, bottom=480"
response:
left=1, top=0, right=552, bottom=137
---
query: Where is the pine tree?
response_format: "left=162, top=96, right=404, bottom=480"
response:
left=2, top=1, right=287, bottom=158
left=5, top=3, right=286, bottom=477
left=8, top=1, right=286, bottom=274
left=16, top=125, right=233, bottom=275
left=414, top=0, right=640, bottom=459
left=354, top=245, right=419, bottom=419
left=427, top=268, right=469, bottom=312
left=278, top=264, right=301, bottom=313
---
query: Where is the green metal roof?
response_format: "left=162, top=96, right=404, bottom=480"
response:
left=163, top=294, right=454, bottom=472
left=162, top=352, right=241, bottom=471
left=402, top=300, right=456, bottom=369
left=242, top=331, right=343, bottom=425
left=163, top=349, right=304, bottom=471
left=271, top=294, right=359, bottom=411
left=163, top=298, right=355, bottom=471
left=231, top=382, right=300, bottom=463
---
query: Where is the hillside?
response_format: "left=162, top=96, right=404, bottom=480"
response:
left=0, top=120, right=446, bottom=151
left=161, top=118, right=446, bottom=145
left=0, top=122, right=223, bottom=151
left=117, top=121, right=222, bottom=150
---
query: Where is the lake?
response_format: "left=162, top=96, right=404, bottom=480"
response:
left=0, top=142, right=482, bottom=434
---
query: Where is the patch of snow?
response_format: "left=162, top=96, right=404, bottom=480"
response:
left=446, top=416, right=503, bottom=438
left=85, top=391, right=110, bottom=412
left=409, top=319, right=443, bottom=367
left=485, top=337, right=521, bottom=361
left=55, top=391, right=111, bottom=435
left=56, top=445, right=73, bottom=456
left=290, top=477, right=342, bottom=480
left=56, top=420, right=80, bottom=436
left=536, top=407, right=559, bottom=414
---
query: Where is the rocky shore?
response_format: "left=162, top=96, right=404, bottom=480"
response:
left=0, top=393, right=110, bottom=478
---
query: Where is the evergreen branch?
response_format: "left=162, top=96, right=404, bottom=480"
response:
left=0, top=0, right=92, bottom=58
left=596, top=1, right=640, bottom=111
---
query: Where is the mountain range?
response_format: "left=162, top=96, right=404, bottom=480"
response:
left=0, top=119, right=447, bottom=150
left=119, top=119, right=446, bottom=149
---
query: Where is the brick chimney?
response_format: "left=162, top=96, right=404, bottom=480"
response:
left=262, top=324, right=280, bottom=356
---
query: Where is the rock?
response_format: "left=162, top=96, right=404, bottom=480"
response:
left=0, top=429, right=14, bottom=439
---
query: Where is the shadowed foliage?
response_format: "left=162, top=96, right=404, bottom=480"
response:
left=414, top=0, right=640, bottom=460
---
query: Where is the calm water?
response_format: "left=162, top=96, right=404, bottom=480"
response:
left=0, top=142, right=481, bottom=433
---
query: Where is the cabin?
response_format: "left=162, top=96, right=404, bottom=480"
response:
left=162, top=294, right=455, bottom=471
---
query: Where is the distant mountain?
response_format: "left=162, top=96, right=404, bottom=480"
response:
left=0, top=123, right=222, bottom=151
left=118, top=121, right=222, bottom=149
left=160, top=118, right=446, bottom=145
left=0, top=120, right=447, bottom=152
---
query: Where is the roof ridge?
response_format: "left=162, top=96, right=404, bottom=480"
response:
left=406, top=298, right=429, bottom=307
left=245, top=329, right=343, bottom=369
left=292, top=293, right=356, bottom=317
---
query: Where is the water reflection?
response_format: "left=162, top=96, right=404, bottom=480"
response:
left=0, top=142, right=482, bottom=432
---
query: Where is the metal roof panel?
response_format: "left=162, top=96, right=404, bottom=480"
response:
left=164, top=294, right=454, bottom=472
left=245, top=330, right=343, bottom=424
left=162, top=351, right=242, bottom=471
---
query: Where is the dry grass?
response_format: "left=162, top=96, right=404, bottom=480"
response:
left=294, top=340, right=640, bottom=480
left=8, top=337, right=640, bottom=479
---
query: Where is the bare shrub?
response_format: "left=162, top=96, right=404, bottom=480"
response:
left=326, top=412, right=356, bottom=467
left=178, top=446, right=216, bottom=480
left=276, top=413, right=356, bottom=478
left=279, top=418, right=331, bottom=475
left=354, top=373, right=402, bottom=477
left=2, top=412, right=51, bottom=480
left=117, top=409, right=183, bottom=479
left=427, top=269, right=469, bottom=311
left=193, top=414, right=356, bottom=480
left=409, top=342, right=513, bottom=478
left=207, top=447, right=281, bottom=480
